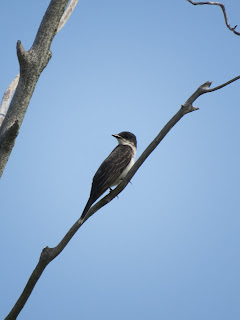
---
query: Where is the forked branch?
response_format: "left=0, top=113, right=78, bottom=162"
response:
left=4, top=75, right=240, bottom=320
left=0, top=0, right=79, bottom=178
left=187, top=0, right=240, bottom=35
left=0, top=0, right=79, bottom=127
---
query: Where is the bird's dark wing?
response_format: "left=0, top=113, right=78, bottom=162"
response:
left=89, top=144, right=133, bottom=202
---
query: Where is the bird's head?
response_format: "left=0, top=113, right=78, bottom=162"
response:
left=112, top=131, right=137, bottom=148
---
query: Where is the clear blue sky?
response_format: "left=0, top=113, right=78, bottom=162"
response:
left=1, top=1, right=240, bottom=319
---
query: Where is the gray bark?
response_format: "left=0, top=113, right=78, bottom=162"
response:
left=187, top=0, right=240, bottom=36
left=0, top=0, right=70, bottom=178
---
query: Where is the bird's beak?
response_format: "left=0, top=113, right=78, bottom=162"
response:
left=112, top=134, right=121, bottom=139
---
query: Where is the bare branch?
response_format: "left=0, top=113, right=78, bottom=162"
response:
left=0, top=1, right=79, bottom=129
left=86, top=76, right=240, bottom=222
left=187, top=0, right=240, bottom=35
left=57, top=0, right=79, bottom=32
left=0, top=75, right=19, bottom=127
left=206, top=75, right=240, bottom=92
left=0, top=0, right=80, bottom=179
left=5, top=75, right=239, bottom=320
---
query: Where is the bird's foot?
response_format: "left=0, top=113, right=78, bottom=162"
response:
left=109, top=187, right=119, bottom=199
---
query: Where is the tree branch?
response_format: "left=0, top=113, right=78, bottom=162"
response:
left=0, top=0, right=79, bottom=178
left=0, top=75, right=19, bottom=127
left=57, top=0, right=79, bottom=33
left=5, top=75, right=240, bottom=320
left=187, top=0, right=240, bottom=35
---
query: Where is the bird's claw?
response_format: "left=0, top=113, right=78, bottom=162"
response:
left=109, top=187, right=119, bottom=199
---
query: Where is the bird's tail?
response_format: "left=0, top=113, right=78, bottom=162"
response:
left=80, top=196, right=94, bottom=222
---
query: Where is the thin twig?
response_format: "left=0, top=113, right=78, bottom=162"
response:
left=4, top=75, right=240, bottom=320
left=207, top=75, right=240, bottom=92
left=187, top=0, right=240, bottom=35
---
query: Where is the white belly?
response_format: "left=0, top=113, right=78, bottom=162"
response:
left=112, top=156, right=135, bottom=186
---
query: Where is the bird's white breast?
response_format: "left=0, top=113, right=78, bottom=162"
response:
left=112, top=145, right=136, bottom=186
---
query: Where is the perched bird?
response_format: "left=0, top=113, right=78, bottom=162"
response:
left=80, top=131, right=137, bottom=221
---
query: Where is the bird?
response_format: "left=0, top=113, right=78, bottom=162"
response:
left=80, top=131, right=137, bottom=222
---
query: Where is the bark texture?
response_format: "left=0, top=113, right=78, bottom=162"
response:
left=0, top=0, right=70, bottom=178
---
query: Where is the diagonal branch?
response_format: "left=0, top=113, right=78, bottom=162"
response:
left=4, top=75, right=240, bottom=320
left=187, top=0, right=240, bottom=35
left=0, top=0, right=79, bottom=178
left=0, top=75, right=20, bottom=127
left=57, top=0, right=79, bottom=33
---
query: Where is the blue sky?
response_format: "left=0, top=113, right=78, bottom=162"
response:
left=1, top=1, right=240, bottom=319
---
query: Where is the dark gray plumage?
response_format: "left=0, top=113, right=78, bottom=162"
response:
left=80, top=131, right=137, bottom=221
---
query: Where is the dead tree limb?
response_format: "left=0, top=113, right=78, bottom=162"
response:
left=187, top=0, right=240, bottom=35
left=4, top=75, right=240, bottom=320
left=0, top=75, right=20, bottom=127
left=0, top=0, right=79, bottom=177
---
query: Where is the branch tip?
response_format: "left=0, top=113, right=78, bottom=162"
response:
left=40, top=246, right=51, bottom=261
left=17, top=41, right=25, bottom=55
left=187, top=0, right=240, bottom=36
left=198, top=81, right=212, bottom=93
left=192, top=106, right=199, bottom=111
left=202, top=81, right=212, bottom=89
left=16, top=40, right=28, bottom=65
